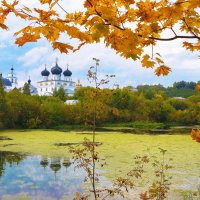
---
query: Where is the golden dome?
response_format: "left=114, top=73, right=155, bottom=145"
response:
left=76, top=80, right=82, bottom=87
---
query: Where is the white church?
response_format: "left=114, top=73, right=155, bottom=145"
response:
left=1, top=60, right=82, bottom=96
left=0, top=67, right=18, bottom=92
left=37, top=59, right=76, bottom=96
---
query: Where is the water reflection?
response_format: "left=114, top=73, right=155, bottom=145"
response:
left=40, top=156, right=71, bottom=178
left=0, top=151, right=84, bottom=199
left=0, top=151, right=26, bottom=177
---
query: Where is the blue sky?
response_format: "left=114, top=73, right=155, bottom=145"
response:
left=0, top=0, right=199, bottom=88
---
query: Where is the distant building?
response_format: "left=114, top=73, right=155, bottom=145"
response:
left=27, top=77, right=38, bottom=95
left=0, top=67, right=18, bottom=92
left=1, top=62, right=84, bottom=96
left=7, top=67, right=18, bottom=89
left=0, top=74, right=12, bottom=92
left=173, top=97, right=186, bottom=100
left=37, top=59, right=76, bottom=96
left=65, top=100, right=79, bottom=105
left=75, top=79, right=82, bottom=89
left=129, top=86, right=138, bottom=92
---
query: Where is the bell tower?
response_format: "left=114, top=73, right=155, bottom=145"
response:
left=7, top=66, right=18, bottom=89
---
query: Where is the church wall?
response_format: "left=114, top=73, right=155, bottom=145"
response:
left=37, top=80, right=76, bottom=96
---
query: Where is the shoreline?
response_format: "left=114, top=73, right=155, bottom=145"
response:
left=0, top=125, right=199, bottom=135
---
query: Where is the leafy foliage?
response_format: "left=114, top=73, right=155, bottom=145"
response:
left=23, top=83, right=31, bottom=96
left=53, top=86, right=67, bottom=101
left=0, top=0, right=200, bottom=75
left=191, top=129, right=200, bottom=143
left=0, top=77, right=7, bottom=128
left=1, top=81, right=200, bottom=129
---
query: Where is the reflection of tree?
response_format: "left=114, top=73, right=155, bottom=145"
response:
left=40, top=157, right=49, bottom=169
left=39, top=157, right=71, bottom=176
left=50, top=157, right=61, bottom=176
left=0, top=151, right=26, bottom=177
left=63, top=158, right=71, bottom=169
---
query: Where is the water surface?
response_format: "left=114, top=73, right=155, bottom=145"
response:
left=0, top=130, right=200, bottom=199
left=0, top=151, right=84, bottom=199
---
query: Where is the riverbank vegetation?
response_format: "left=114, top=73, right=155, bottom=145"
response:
left=0, top=80, right=199, bottom=130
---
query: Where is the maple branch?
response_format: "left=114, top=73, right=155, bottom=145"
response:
left=170, top=27, right=177, bottom=37
left=57, top=2, right=68, bottom=14
left=86, top=0, right=125, bottom=31
left=19, top=9, right=33, bottom=19
left=173, top=1, right=190, bottom=5
left=113, top=0, right=125, bottom=30
left=148, top=35, right=200, bottom=41
left=85, top=0, right=200, bottom=41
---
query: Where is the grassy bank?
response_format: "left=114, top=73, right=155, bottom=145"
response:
left=52, top=122, right=198, bottom=134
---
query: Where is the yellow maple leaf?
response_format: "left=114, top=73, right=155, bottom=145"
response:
left=15, top=33, right=40, bottom=46
left=195, top=84, right=200, bottom=91
left=155, top=65, right=171, bottom=76
left=141, top=54, right=155, bottom=68
left=191, top=129, right=200, bottom=143
left=52, top=42, right=73, bottom=54
left=40, top=0, right=52, bottom=4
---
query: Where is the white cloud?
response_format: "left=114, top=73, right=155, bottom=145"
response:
left=18, top=47, right=49, bottom=66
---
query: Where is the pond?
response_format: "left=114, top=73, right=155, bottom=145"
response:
left=0, top=130, right=200, bottom=199
left=0, top=152, right=84, bottom=199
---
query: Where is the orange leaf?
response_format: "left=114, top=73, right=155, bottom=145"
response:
left=195, top=84, right=200, bottom=92
left=0, top=23, right=8, bottom=30
left=52, top=42, right=73, bottom=54
left=15, top=33, right=40, bottom=46
left=155, top=65, right=171, bottom=76
left=191, top=129, right=200, bottom=143
left=141, top=54, right=155, bottom=68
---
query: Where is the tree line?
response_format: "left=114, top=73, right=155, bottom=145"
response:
left=0, top=79, right=200, bottom=129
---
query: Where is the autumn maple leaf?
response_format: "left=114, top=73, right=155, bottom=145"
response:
left=141, top=54, right=155, bottom=68
left=52, top=42, right=73, bottom=54
left=191, top=129, right=200, bottom=143
left=155, top=65, right=171, bottom=76
left=195, top=84, right=200, bottom=92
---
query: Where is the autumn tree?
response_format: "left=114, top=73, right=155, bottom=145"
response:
left=23, top=83, right=31, bottom=96
left=6, top=90, right=41, bottom=128
left=53, top=87, right=67, bottom=101
left=40, top=97, right=68, bottom=127
left=0, top=76, right=7, bottom=128
left=57, top=86, right=67, bottom=101
left=0, top=0, right=199, bottom=76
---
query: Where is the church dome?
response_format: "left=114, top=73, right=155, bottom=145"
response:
left=41, top=68, right=50, bottom=76
left=28, top=77, right=31, bottom=85
left=2, top=78, right=12, bottom=86
left=63, top=67, right=72, bottom=77
left=75, top=80, right=82, bottom=88
left=51, top=62, right=62, bottom=75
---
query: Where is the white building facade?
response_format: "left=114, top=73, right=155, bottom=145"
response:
left=37, top=61, right=75, bottom=96
left=7, top=67, right=18, bottom=89
left=0, top=67, right=18, bottom=92
left=1, top=62, right=80, bottom=96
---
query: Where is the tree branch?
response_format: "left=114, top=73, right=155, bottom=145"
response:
left=148, top=35, right=200, bottom=41
left=86, top=0, right=200, bottom=41
left=86, top=0, right=125, bottom=31
left=113, top=0, right=125, bottom=30
left=57, top=2, right=68, bottom=14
